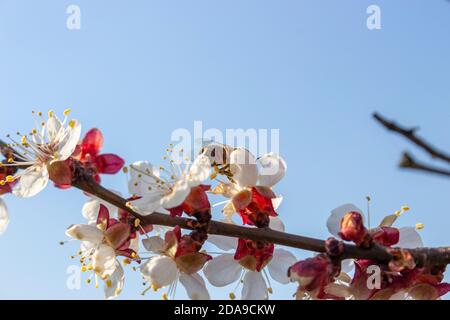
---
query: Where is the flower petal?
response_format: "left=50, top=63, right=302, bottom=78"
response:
left=58, top=119, right=82, bottom=160
left=268, top=249, right=297, bottom=284
left=0, top=198, right=9, bottom=235
left=142, top=236, right=165, bottom=253
left=327, top=203, right=363, bottom=237
left=65, top=224, right=103, bottom=244
left=13, top=165, right=49, bottom=198
left=104, top=262, right=125, bottom=300
left=203, top=254, right=242, bottom=287
left=396, top=227, right=424, bottom=248
left=81, top=128, right=103, bottom=156
left=269, top=217, right=285, bottom=232
left=188, top=155, right=211, bottom=187
left=241, top=271, right=268, bottom=300
left=95, top=154, right=125, bottom=174
left=230, top=149, right=258, bottom=187
left=128, top=191, right=164, bottom=215
left=340, top=259, right=355, bottom=274
left=179, top=273, right=210, bottom=300
left=161, top=180, right=190, bottom=209
left=207, top=234, right=238, bottom=252
left=93, top=244, right=117, bottom=279
left=140, top=255, right=178, bottom=288
left=82, top=196, right=119, bottom=222
left=257, top=153, right=287, bottom=187
left=46, top=116, right=63, bottom=141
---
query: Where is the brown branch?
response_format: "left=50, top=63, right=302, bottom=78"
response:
left=73, top=173, right=450, bottom=267
left=400, top=152, right=450, bottom=177
left=373, top=112, right=450, bottom=164
left=2, top=137, right=450, bottom=268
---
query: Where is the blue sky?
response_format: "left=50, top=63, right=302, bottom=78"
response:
left=1, top=0, right=450, bottom=299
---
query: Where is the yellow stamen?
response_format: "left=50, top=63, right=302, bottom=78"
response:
left=106, top=279, right=112, bottom=287
left=86, top=279, right=91, bottom=284
left=122, top=166, right=129, bottom=174
left=0, top=181, right=5, bottom=186
left=229, top=292, right=236, bottom=300
left=68, top=119, right=76, bottom=129
left=415, top=223, right=424, bottom=230
left=63, top=108, right=71, bottom=116
left=268, top=287, right=273, bottom=294
left=37, top=111, right=42, bottom=117
left=81, top=265, right=87, bottom=273
left=123, top=258, right=131, bottom=265
left=162, top=293, right=168, bottom=300
left=151, top=284, right=159, bottom=292
left=7, top=158, right=14, bottom=164
left=134, top=219, right=141, bottom=228
left=31, top=128, right=37, bottom=135
left=401, top=206, right=410, bottom=212
left=48, top=110, right=54, bottom=118
left=21, top=135, right=27, bottom=145
left=5, top=176, right=14, bottom=183
left=87, top=264, right=93, bottom=271
left=210, top=172, right=217, bottom=180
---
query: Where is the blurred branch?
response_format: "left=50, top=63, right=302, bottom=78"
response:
left=400, top=152, right=450, bottom=177
left=373, top=112, right=450, bottom=164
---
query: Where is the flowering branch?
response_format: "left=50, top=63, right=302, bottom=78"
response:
left=2, top=111, right=450, bottom=300
left=72, top=166, right=450, bottom=268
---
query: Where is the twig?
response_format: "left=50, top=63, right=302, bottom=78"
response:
left=400, top=152, right=450, bottom=177
left=373, top=112, right=450, bottom=164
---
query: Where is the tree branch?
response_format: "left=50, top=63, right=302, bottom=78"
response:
left=3, top=137, right=450, bottom=268
left=73, top=173, right=450, bottom=267
left=373, top=112, right=450, bottom=164
left=399, top=152, right=450, bottom=177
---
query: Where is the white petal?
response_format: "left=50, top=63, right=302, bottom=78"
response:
left=179, top=273, right=210, bottom=300
left=241, top=271, right=268, bottom=300
left=229, top=149, right=258, bottom=187
left=327, top=204, right=363, bottom=237
left=104, top=262, right=125, bottom=300
left=128, top=191, right=164, bottom=215
left=257, top=153, right=287, bottom=187
left=65, top=224, right=103, bottom=244
left=58, top=120, right=81, bottom=160
left=128, top=161, right=158, bottom=196
left=204, top=254, right=242, bottom=287
left=161, top=180, right=190, bottom=209
left=0, top=198, right=9, bottom=235
left=207, top=235, right=238, bottom=252
left=82, top=196, right=118, bottom=222
left=140, top=255, right=178, bottom=288
left=267, top=249, right=297, bottom=284
left=340, top=259, right=355, bottom=274
left=13, top=165, right=49, bottom=198
left=46, top=116, right=62, bottom=141
left=142, top=236, right=165, bottom=253
left=272, top=196, right=283, bottom=210
left=396, top=227, right=424, bottom=248
left=188, top=155, right=211, bottom=186
left=93, top=244, right=117, bottom=279
left=269, top=217, right=285, bottom=232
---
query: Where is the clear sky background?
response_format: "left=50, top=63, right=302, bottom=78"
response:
left=1, top=0, right=450, bottom=300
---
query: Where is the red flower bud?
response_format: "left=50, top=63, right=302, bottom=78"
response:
left=338, top=211, right=370, bottom=247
